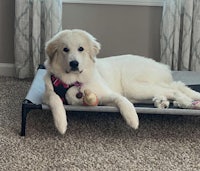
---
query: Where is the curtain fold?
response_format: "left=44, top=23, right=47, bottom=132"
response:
left=160, top=0, right=200, bottom=71
left=15, top=0, right=62, bottom=78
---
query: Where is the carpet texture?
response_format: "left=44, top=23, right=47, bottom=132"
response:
left=0, top=76, right=200, bottom=171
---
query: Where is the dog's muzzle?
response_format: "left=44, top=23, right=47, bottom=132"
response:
left=69, top=60, right=79, bottom=71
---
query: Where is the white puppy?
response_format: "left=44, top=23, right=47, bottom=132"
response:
left=43, top=29, right=200, bottom=134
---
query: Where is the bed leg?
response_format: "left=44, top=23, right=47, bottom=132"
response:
left=21, top=102, right=29, bottom=136
left=20, top=100, right=43, bottom=136
left=21, top=100, right=31, bottom=136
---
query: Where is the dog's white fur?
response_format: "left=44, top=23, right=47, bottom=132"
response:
left=43, top=29, right=200, bottom=134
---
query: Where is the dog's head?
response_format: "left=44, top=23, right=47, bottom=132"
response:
left=45, top=29, right=101, bottom=74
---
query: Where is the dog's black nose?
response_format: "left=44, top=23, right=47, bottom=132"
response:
left=69, top=60, right=79, bottom=69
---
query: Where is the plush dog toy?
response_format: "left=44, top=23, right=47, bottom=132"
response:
left=83, top=89, right=99, bottom=106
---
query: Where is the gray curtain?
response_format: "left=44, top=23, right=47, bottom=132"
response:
left=15, top=0, right=62, bottom=78
left=160, top=0, right=200, bottom=71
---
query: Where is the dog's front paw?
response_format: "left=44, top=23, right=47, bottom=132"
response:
left=153, top=96, right=170, bottom=109
left=126, top=113, right=139, bottom=129
left=54, top=116, right=68, bottom=134
left=121, top=104, right=139, bottom=129
left=51, top=100, right=68, bottom=134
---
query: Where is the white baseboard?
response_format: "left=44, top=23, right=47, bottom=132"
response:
left=0, top=63, right=15, bottom=77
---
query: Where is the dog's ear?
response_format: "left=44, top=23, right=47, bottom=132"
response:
left=80, top=30, right=101, bottom=62
left=92, top=40, right=101, bottom=56
left=89, top=39, right=101, bottom=63
left=89, top=38, right=101, bottom=63
left=45, top=38, right=58, bottom=62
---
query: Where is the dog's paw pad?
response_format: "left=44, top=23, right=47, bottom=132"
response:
left=191, top=100, right=200, bottom=109
left=153, top=96, right=169, bottom=109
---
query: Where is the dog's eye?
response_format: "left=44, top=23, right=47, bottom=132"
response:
left=63, top=47, right=70, bottom=52
left=78, top=47, right=84, bottom=52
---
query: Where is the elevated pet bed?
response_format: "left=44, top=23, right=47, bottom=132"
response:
left=21, top=65, right=200, bottom=136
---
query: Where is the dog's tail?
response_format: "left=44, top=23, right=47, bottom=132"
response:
left=170, top=81, right=200, bottom=100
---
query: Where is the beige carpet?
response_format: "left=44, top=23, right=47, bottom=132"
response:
left=0, top=76, right=200, bottom=171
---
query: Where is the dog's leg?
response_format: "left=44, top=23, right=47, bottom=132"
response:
left=43, top=73, right=67, bottom=134
left=152, top=91, right=196, bottom=109
left=171, top=81, right=200, bottom=100
left=124, top=83, right=172, bottom=109
left=43, top=91, right=67, bottom=134
left=100, top=93, right=139, bottom=129
left=152, top=89, right=196, bottom=109
left=167, top=81, right=200, bottom=109
left=125, top=83, right=196, bottom=109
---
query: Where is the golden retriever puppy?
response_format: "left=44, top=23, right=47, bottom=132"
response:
left=43, top=29, right=200, bottom=134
